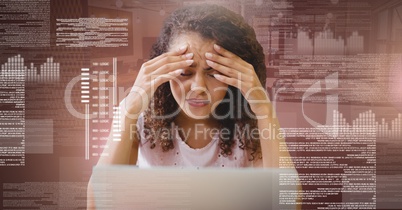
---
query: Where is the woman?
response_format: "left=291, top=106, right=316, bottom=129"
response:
left=97, top=3, right=292, bottom=168
left=88, top=3, right=296, bottom=208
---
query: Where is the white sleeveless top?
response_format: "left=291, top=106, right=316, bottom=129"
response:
left=136, top=114, right=262, bottom=168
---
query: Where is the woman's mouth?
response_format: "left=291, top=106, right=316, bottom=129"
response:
left=186, top=98, right=210, bottom=107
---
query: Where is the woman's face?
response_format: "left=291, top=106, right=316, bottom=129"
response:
left=169, top=32, right=228, bottom=119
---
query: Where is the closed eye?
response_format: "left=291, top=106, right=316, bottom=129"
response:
left=180, top=72, right=192, bottom=76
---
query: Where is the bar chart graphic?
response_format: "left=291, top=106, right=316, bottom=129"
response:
left=297, top=30, right=364, bottom=55
left=1, top=55, right=60, bottom=83
left=333, top=110, right=402, bottom=139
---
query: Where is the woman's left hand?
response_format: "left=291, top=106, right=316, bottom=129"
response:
left=205, top=44, right=271, bottom=118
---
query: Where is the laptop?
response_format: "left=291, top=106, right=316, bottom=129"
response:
left=90, top=166, right=300, bottom=210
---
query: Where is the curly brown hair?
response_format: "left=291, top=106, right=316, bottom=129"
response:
left=143, top=4, right=266, bottom=161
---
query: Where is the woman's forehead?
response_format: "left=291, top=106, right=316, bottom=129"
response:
left=170, top=32, right=215, bottom=52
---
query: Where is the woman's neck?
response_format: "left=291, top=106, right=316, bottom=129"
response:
left=174, top=111, right=221, bottom=149
left=175, top=111, right=223, bottom=131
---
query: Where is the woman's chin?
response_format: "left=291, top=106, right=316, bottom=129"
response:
left=180, top=105, right=212, bottom=120
left=182, top=111, right=210, bottom=120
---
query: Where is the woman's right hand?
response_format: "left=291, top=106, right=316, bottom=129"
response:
left=123, top=44, right=194, bottom=118
left=91, top=46, right=193, bottom=193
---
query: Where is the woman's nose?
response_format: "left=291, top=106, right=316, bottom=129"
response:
left=190, top=73, right=207, bottom=93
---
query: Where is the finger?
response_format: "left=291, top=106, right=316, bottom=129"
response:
left=152, top=59, right=194, bottom=75
left=213, top=44, right=236, bottom=59
left=212, top=73, right=247, bottom=90
left=143, top=44, right=189, bottom=67
left=151, top=69, right=183, bottom=88
left=205, top=60, right=239, bottom=79
left=150, top=52, right=193, bottom=74
left=213, top=44, right=251, bottom=68
left=205, top=52, right=248, bottom=74
left=206, top=60, right=252, bottom=83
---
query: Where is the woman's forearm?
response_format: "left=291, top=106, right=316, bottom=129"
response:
left=97, top=113, right=139, bottom=165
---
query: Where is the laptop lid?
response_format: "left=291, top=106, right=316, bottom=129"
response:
left=90, top=166, right=299, bottom=210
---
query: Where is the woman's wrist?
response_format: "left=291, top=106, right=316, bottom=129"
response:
left=252, top=103, right=273, bottom=120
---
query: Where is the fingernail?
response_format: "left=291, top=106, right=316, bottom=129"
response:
left=179, top=45, right=188, bottom=51
left=214, top=44, right=221, bottom=50
left=186, top=60, right=194, bottom=65
left=213, top=74, right=222, bottom=79
left=206, top=60, right=214, bottom=66
left=175, top=69, right=183, bottom=74
left=185, top=53, right=193, bottom=59
left=205, top=52, right=213, bottom=58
